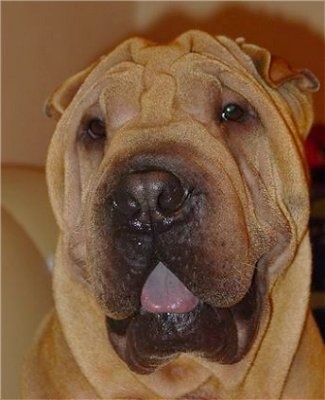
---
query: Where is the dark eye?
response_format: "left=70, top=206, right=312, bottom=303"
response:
left=87, top=118, right=106, bottom=140
left=221, top=103, right=245, bottom=122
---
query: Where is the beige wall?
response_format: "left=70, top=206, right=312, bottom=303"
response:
left=2, top=1, right=324, bottom=167
left=135, top=1, right=325, bottom=33
left=2, top=2, right=137, bottom=166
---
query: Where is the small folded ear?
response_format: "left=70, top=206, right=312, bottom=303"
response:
left=237, top=39, right=320, bottom=92
left=237, top=40, right=320, bottom=92
left=44, top=61, right=98, bottom=120
left=236, top=39, right=320, bottom=138
left=267, top=55, right=319, bottom=92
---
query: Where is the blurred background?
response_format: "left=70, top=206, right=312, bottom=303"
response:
left=2, top=2, right=324, bottom=398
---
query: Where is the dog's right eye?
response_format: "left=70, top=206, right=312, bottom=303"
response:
left=87, top=118, right=106, bottom=140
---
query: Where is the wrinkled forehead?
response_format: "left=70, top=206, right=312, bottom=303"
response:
left=71, top=32, right=259, bottom=127
left=92, top=31, right=254, bottom=85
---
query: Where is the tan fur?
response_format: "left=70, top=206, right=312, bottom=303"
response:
left=22, top=31, right=324, bottom=399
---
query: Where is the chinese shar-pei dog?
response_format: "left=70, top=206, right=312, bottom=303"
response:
left=23, top=31, right=324, bottom=399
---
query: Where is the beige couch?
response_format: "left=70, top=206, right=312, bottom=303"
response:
left=2, top=166, right=58, bottom=399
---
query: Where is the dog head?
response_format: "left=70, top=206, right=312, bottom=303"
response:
left=46, top=31, right=318, bottom=374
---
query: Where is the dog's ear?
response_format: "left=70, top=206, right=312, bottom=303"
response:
left=45, top=61, right=98, bottom=120
left=237, top=39, right=319, bottom=138
left=237, top=40, right=319, bottom=92
left=265, top=55, right=319, bottom=93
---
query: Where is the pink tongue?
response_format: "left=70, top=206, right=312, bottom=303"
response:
left=141, top=262, right=199, bottom=313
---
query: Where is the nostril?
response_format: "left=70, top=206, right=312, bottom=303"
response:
left=157, top=182, right=188, bottom=214
left=113, top=191, right=141, bottom=218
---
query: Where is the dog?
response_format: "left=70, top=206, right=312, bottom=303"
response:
left=22, top=30, right=324, bottom=399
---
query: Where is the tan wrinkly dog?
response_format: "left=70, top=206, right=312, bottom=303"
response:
left=22, top=31, right=324, bottom=399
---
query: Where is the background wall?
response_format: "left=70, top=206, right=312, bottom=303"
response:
left=2, top=1, right=324, bottom=166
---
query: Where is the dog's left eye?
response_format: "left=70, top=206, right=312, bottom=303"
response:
left=87, top=118, right=106, bottom=140
left=221, top=104, right=245, bottom=122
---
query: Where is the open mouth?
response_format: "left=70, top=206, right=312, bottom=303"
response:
left=105, top=261, right=260, bottom=374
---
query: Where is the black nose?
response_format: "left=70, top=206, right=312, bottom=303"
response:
left=113, top=170, right=190, bottom=228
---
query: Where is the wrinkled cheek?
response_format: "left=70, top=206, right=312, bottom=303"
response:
left=87, top=244, right=149, bottom=319
left=90, top=271, right=142, bottom=319
left=196, top=212, right=254, bottom=305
